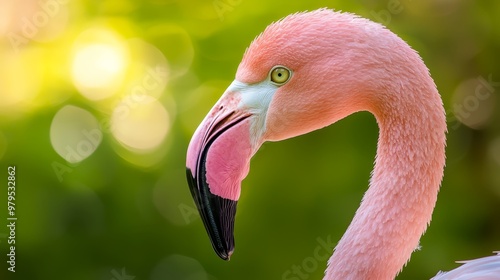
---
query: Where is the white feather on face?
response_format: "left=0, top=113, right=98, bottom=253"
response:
left=230, top=79, right=277, bottom=148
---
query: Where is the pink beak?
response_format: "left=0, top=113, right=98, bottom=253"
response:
left=186, top=96, right=255, bottom=260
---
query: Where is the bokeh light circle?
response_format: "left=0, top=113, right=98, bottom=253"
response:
left=111, top=96, right=169, bottom=152
left=72, top=44, right=125, bottom=93
left=150, top=255, right=210, bottom=280
left=126, top=38, right=170, bottom=100
left=452, top=77, right=496, bottom=129
left=0, top=49, right=43, bottom=114
left=0, top=0, right=69, bottom=43
left=71, top=28, right=129, bottom=101
left=50, top=105, right=102, bottom=164
left=145, top=24, right=194, bottom=78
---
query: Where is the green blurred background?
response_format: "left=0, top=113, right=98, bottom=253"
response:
left=1, top=0, right=499, bottom=279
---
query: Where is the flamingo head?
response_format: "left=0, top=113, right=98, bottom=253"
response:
left=186, top=9, right=389, bottom=260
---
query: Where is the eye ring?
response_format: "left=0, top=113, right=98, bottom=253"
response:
left=269, top=66, right=291, bottom=85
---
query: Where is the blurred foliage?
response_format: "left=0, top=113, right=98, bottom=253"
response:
left=0, top=0, right=500, bottom=279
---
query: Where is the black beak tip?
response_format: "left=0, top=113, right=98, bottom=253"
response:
left=186, top=168, right=238, bottom=261
left=217, top=248, right=233, bottom=261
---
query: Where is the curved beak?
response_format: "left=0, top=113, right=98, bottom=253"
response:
left=185, top=166, right=236, bottom=260
left=186, top=94, right=254, bottom=260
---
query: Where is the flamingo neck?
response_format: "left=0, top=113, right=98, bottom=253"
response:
left=325, top=76, right=446, bottom=279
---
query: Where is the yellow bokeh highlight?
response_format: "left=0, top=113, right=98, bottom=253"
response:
left=111, top=96, right=170, bottom=152
left=71, top=28, right=129, bottom=101
left=0, top=48, right=43, bottom=115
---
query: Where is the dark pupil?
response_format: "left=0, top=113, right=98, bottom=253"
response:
left=278, top=73, right=282, bottom=77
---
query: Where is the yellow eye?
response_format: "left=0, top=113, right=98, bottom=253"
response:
left=270, top=66, right=291, bottom=85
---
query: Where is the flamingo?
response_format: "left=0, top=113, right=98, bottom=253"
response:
left=185, top=9, right=500, bottom=279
